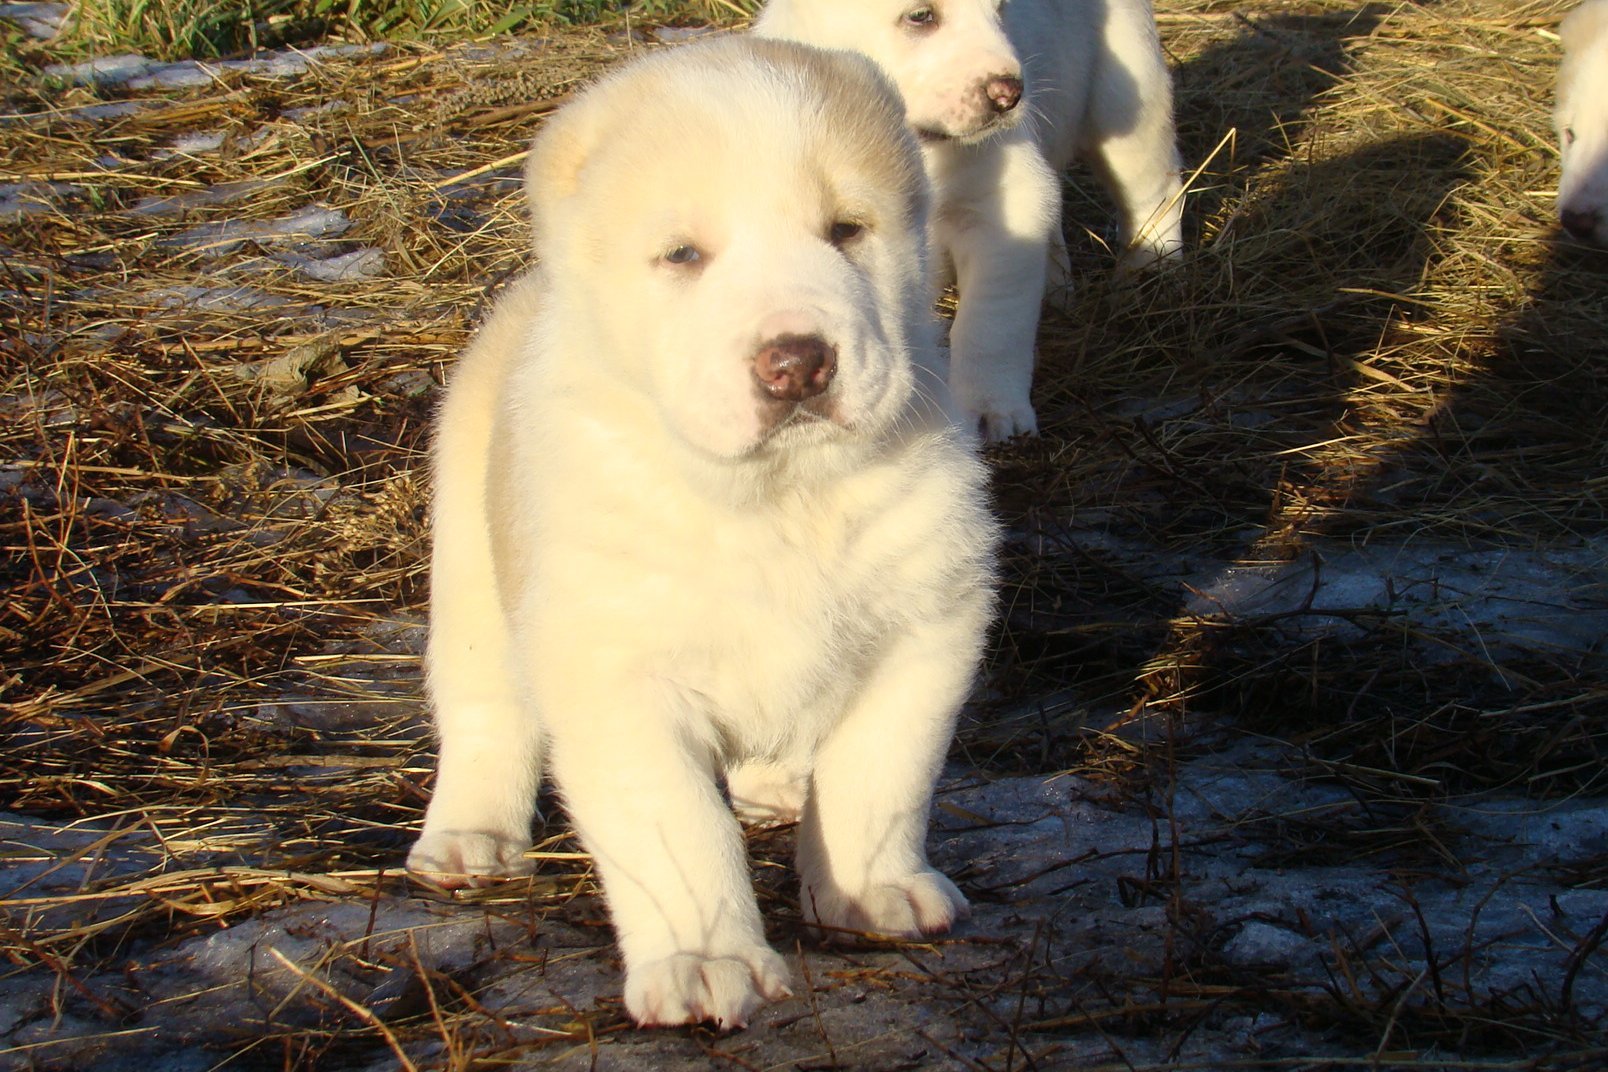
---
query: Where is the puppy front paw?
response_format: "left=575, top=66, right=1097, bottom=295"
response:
left=407, top=829, right=534, bottom=888
left=625, top=947, right=792, bottom=1030
left=804, top=868, right=970, bottom=940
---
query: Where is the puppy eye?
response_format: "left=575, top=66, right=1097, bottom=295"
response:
left=829, top=220, right=865, bottom=247
left=902, top=6, right=937, bottom=29
left=1564, top=127, right=1576, bottom=147
left=662, top=244, right=703, bottom=266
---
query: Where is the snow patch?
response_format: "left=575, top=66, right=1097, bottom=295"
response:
left=43, top=43, right=388, bottom=89
left=156, top=204, right=353, bottom=255
left=0, top=3, right=68, bottom=38
left=1184, top=538, right=1608, bottom=660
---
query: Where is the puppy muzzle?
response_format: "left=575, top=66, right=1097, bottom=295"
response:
left=917, top=74, right=1025, bottom=146
left=754, top=333, right=836, bottom=402
left=750, top=333, right=845, bottom=435
left=1561, top=205, right=1605, bottom=245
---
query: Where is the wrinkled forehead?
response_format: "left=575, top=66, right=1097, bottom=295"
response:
left=1558, top=45, right=1608, bottom=121
left=1559, top=3, right=1608, bottom=112
left=573, top=62, right=923, bottom=229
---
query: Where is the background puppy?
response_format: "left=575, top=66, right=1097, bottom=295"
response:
left=1557, top=0, right=1608, bottom=245
left=408, top=37, right=999, bottom=1031
left=755, top=0, right=1186, bottom=441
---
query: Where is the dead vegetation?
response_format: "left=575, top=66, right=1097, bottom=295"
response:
left=2, top=1, right=1607, bottom=1068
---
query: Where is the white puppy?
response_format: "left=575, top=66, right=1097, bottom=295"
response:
left=755, top=0, right=1185, bottom=441
left=1558, top=0, right=1608, bottom=245
left=407, top=37, right=999, bottom=1031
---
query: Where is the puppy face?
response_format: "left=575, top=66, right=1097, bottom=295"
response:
left=757, top=0, right=1025, bottom=144
left=525, top=39, right=933, bottom=461
left=1557, top=0, right=1608, bottom=245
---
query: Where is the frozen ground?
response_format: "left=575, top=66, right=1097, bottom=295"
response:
left=4, top=532, right=1606, bottom=1070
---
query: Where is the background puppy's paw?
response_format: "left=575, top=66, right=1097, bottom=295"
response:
left=954, top=388, right=1037, bottom=443
left=407, top=829, right=534, bottom=888
left=975, top=404, right=1038, bottom=443
left=806, top=869, right=970, bottom=940
left=1116, top=239, right=1184, bottom=275
left=625, top=948, right=792, bottom=1030
left=1042, top=282, right=1078, bottom=315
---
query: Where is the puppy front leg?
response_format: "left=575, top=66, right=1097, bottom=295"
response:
left=942, top=137, right=1061, bottom=442
left=411, top=557, right=539, bottom=882
left=798, top=607, right=988, bottom=940
left=544, top=683, right=790, bottom=1030
left=411, top=617, right=543, bottom=887
left=410, top=351, right=542, bottom=884
left=409, top=657, right=542, bottom=884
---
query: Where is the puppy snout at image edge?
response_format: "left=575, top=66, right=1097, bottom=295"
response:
left=1556, top=0, right=1608, bottom=246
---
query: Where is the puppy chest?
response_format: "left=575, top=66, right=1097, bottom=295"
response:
left=537, top=519, right=920, bottom=718
left=654, top=547, right=896, bottom=698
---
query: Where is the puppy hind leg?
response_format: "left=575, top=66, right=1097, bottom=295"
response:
left=1086, top=0, right=1186, bottom=270
left=942, top=138, right=1061, bottom=441
left=1044, top=223, right=1075, bottom=313
left=1091, top=132, right=1185, bottom=273
left=727, top=759, right=807, bottom=824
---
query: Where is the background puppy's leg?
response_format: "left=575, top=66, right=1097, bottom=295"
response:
left=542, top=680, right=790, bottom=1029
left=1044, top=224, right=1075, bottom=311
left=797, top=607, right=988, bottom=939
left=1085, top=0, right=1185, bottom=270
left=942, top=137, right=1061, bottom=442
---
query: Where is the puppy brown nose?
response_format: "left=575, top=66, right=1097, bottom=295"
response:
left=754, top=334, right=836, bottom=402
left=1562, top=207, right=1601, bottom=242
left=986, top=75, right=1023, bottom=113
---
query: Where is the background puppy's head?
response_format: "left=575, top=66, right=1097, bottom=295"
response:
left=1556, top=0, right=1608, bottom=245
left=755, top=0, right=1024, bottom=144
left=524, top=37, right=937, bottom=460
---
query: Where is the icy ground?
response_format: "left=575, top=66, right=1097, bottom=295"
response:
left=5, top=532, right=1607, bottom=1070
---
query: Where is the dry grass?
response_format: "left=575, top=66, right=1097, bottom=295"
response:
left=40, top=0, right=756, bottom=61
left=2, top=0, right=1607, bottom=1067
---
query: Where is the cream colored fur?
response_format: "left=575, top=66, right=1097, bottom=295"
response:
left=755, top=0, right=1185, bottom=441
left=1558, top=0, right=1608, bottom=245
left=407, top=37, right=999, bottom=1031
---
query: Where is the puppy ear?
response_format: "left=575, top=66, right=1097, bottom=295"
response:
left=524, top=98, right=599, bottom=251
